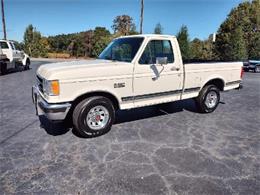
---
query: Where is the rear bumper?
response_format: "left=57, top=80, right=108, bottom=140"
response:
left=32, top=85, right=71, bottom=121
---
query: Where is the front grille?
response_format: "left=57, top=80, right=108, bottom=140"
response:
left=37, top=75, right=43, bottom=93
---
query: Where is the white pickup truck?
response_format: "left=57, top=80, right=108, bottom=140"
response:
left=0, top=40, right=30, bottom=75
left=33, top=34, right=243, bottom=137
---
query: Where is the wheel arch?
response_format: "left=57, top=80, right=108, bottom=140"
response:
left=71, top=90, right=120, bottom=111
left=202, top=78, right=225, bottom=91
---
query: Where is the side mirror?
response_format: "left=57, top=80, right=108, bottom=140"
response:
left=156, top=57, right=168, bottom=65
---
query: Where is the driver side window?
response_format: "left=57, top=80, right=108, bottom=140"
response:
left=139, top=40, right=174, bottom=64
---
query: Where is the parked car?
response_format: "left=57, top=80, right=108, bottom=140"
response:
left=243, top=60, right=260, bottom=73
left=0, top=40, right=30, bottom=75
left=32, top=34, right=243, bottom=137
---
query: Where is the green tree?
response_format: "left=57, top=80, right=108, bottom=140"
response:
left=84, top=30, right=94, bottom=57
left=91, top=27, right=111, bottom=57
left=23, top=24, right=34, bottom=56
left=230, top=26, right=248, bottom=60
left=215, top=0, right=260, bottom=60
left=177, top=25, right=191, bottom=60
left=23, top=24, right=49, bottom=57
left=67, top=41, right=76, bottom=57
left=190, top=35, right=216, bottom=60
left=112, top=15, right=136, bottom=35
left=190, top=38, right=204, bottom=60
left=249, top=32, right=260, bottom=59
left=154, top=23, right=163, bottom=34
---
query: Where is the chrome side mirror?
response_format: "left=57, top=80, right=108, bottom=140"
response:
left=156, top=57, right=168, bottom=65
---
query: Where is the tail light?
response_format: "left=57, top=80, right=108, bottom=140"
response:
left=240, top=67, right=244, bottom=79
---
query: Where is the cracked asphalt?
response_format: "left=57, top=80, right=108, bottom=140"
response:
left=0, top=61, right=259, bottom=194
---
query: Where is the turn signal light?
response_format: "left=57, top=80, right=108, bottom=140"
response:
left=51, top=80, right=60, bottom=96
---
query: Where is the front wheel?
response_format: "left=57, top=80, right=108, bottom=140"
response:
left=195, top=85, right=220, bottom=113
left=0, top=63, right=7, bottom=75
left=72, top=96, right=115, bottom=138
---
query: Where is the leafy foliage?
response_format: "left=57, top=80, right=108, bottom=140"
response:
left=190, top=35, right=216, bottom=60
left=154, top=23, right=163, bottom=34
left=22, top=15, right=138, bottom=58
left=229, top=26, right=248, bottom=60
left=23, top=24, right=49, bottom=57
left=176, top=25, right=191, bottom=60
left=215, top=0, right=260, bottom=60
left=91, top=27, right=111, bottom=57
left=112, top=15, right=137, bottom=36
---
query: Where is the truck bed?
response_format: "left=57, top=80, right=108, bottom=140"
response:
left=183, top=61, right=242, bottom=94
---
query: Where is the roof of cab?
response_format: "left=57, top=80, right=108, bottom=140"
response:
left=0, top=40, right=13, bottom=43
left=118, top=34, right=176, bottom=39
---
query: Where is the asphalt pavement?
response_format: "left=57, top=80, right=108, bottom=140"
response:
left=0, top=60, right=259, bottom=194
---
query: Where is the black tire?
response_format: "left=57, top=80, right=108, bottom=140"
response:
left=195, top=85, right=220, bottom=113
left=24, top=59, right=30, bottom=70
left=254, top=66, right=260, bottom=73
left=72, top=96, right=115, bottom=138
left=0, top=63, right=7, bottom=75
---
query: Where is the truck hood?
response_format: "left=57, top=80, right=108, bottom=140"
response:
left=37, top=59, right=130, bottom=81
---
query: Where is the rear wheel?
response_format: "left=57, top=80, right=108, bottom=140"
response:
left=195, top=85, right=220, bottom=113
left=254, top=66, right=260, bottom=73
left=0, top=63, right=7, bottom=75
left=72, top=96, right=115, bottom=138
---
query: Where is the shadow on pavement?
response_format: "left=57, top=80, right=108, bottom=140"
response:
left=39, top=116, right=71, bottom=136
left=115, top=98, right=198, bottom=124
left=0, top=67, right=31, bottom=76
left=39, top=99, right=201, bottom=138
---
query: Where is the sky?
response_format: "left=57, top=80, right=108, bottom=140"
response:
left=3, top=0, right=244, bottom=42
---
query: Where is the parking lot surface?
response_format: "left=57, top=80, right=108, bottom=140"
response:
left=0, top=61, right=259, bottom=194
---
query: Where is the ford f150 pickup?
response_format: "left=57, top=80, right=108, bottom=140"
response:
left=32, top=34, right=243, bottom=137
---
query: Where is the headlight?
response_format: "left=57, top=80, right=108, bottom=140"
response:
left=42, top=79, right=60, bottom=96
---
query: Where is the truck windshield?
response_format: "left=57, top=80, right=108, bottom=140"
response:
left=99, top=37, right=144, bottom=62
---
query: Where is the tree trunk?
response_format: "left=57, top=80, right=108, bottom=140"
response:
left=140, top=0, right=144, bottom=34
left=1, top=0, right=6, bottom=40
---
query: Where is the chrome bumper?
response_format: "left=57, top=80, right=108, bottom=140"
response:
left=32, top=85, right=71, bottom=121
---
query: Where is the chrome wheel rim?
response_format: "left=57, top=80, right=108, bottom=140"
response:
left=86, top=106, right=109, bottom=130
left=205, top=91, right=218, bottom=108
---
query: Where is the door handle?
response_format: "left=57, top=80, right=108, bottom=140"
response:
left=171, top=67, right=180, bottom=71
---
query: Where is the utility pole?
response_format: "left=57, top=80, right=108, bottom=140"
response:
left=140, top=0, right=144, bottom=34
left=1, top=0, right=6, bottom=40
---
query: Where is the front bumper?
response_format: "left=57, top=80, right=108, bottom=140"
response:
left=32, top=85, right=71, bottom=121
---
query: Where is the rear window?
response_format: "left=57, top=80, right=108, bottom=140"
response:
left=0, top=41, right=9, bottom=49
